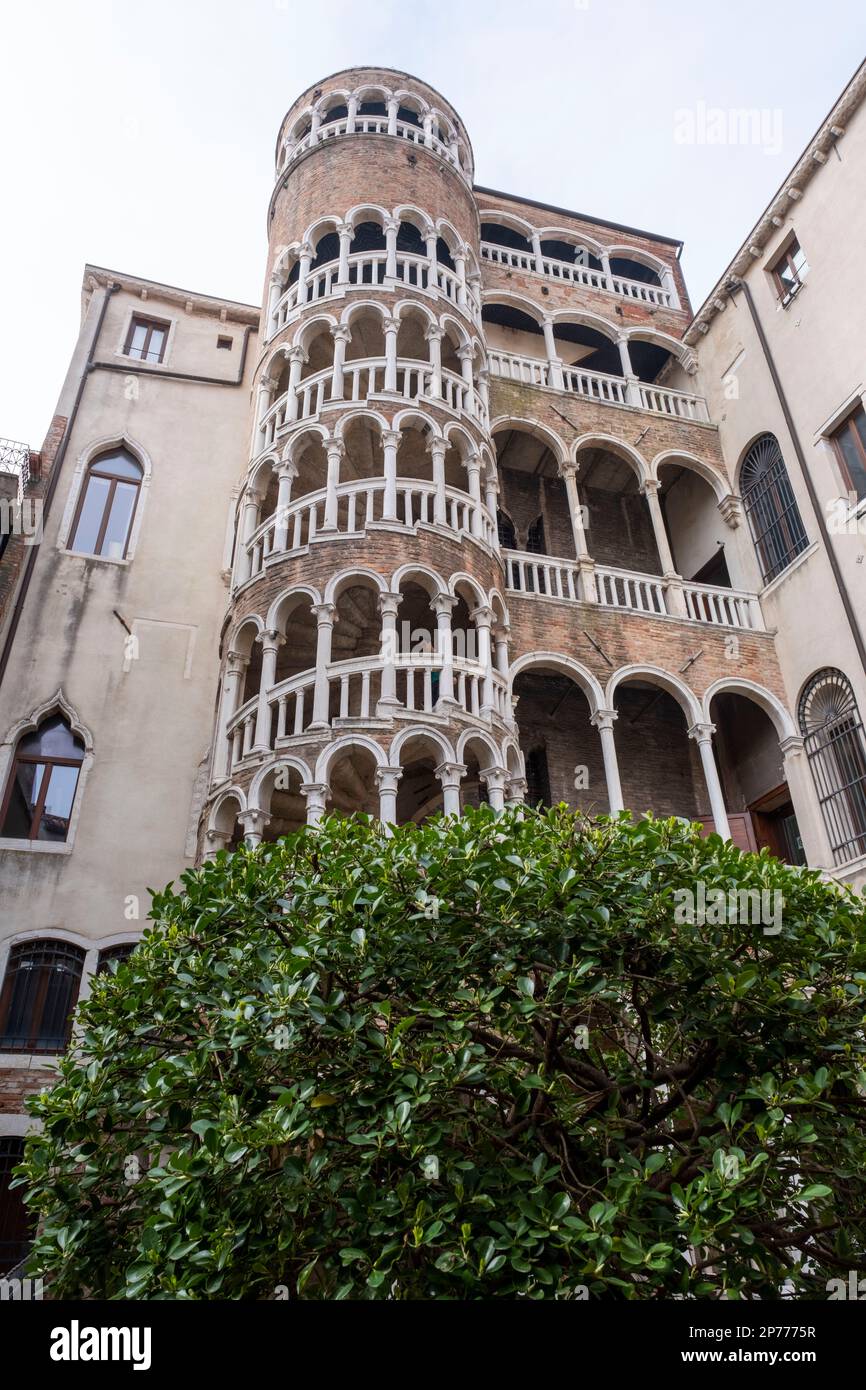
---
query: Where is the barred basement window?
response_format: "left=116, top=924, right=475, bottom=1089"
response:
left=0, top=940, right=85, bottom=1053
left=0, top=1137, right=31, bottom=1274
left=740, top=433, right=808, bottom=584
left=96, top=942, right=136, bottom=974
left=799, top=668, right=866, bottom=866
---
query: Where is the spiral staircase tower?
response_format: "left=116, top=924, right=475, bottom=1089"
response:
left=204, top=67, right=522, bottom=852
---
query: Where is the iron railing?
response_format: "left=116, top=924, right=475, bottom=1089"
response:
left=0, top=438, right=31, bottom=493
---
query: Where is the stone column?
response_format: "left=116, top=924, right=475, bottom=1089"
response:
left=267, top=274, right=283, bottom=334
left=322, top=440, right=344, bottom=531
left=387, top=96, right=399, bottom=135
left=457, top=344, right=475, bottom=411
left=381, top=428, right=401, bottom=522
left=453, top=249, right=468, bottom=307
left=541, top=318, right=564, bottom=389
left=600, top=250, right=613, bottom=288
left=330, top=325, right=352, bottom=400
left=465, top=453, right=484, bottom=539
left=641, top=478, right=687, bottom=616
left=272, top=461, right=298, bottom=553
left=235, top=489, right=263, bottom=584
left=480, top=766, right=508, bottom=812
left=562, top=464, right=589, bottom=560
left=240, top=809, right=267, bottom=849
left=310, top=603, right=336, bottom=728
left=472, top=604, right=496, bottom=715
left=254, top=375, right=277, bottom=454
left=376, top=765, right=403, bottom=825
left=688, top=723, right=731, bottom=840
left=422, top=110, right=434, bottom=147
left=384, top=316, right=400, bottom=393
left=377, top=591, right=402, bottom=715
left=483, top=471, right=499, bottom=526
left=477, top=366, right=490, bottom=417
left=285, top=347, right=307, bottom=423
left=505, top=776, right=528, bottom=809
left=493, top=623, right=510, bottom=676
left=216, top=651, right=248, bottom=780
left=428, top=437, right=448, bottom=526
left=435, top=761, right=466, bottom=816
left=346, top=94, right=358, bottom=133
left=384, top=218, right=400, bottom=280
left=425, top=229, right=438, bottom=288
left=252, top=628, right=285, bottom=753
left=426, top=326, right=444, bottom=398
left=590, top=708, right=624, bottom=814
left=432, top=594, right=457, bottom=707
left=302, top=782, right=329, bottom=825
left=530, top=229, right=545, bottom=276
left=295, top=243, right=313, bottom=306
left=337, top=222, right=353, bottom=285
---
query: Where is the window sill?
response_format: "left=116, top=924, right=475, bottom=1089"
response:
left=0, top=1052, right=62, bottom=1069
left=61, top=547, right=130, bottom=567
left=759, top=540, right=819, bottom=597
left=0, top=837, right=73, bottom=855
left=776, top=280, right=807, bottom=311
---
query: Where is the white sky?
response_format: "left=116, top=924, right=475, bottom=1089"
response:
left=2, top=0, right=864, bottom=446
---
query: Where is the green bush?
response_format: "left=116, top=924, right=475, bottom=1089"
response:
left=17, top=808, right=866, bottom=1299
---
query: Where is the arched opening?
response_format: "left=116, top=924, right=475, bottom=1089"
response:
left=330, top=579, right=382, bottom=720
left=656, top=459, right=731, bottom=588
left=497, top=509, right=516, bottom=549
left=0, top=939, right=85, bottom=1053
left=800, top=668, right=866, bottom=866
left=322, top=100, right=348, bottom=124
left=272, top=592, right=317, bottom=685
left=540, top=236, right=603, bottom=274
left=482, top=303, right=544, bottom=364
left=513, top=668, right=606, bottom=812
left=576, top=445, right=660, bottom=575
left=494, top=427, right=569, bottom=566
left=740, top=433, right=808, bottom=584
left=326, top=746, right=379, bottom=818
left=395, top=305, right=431, bottom=365
left=68, top=445, right=143, bottom=559
left=259, top=765, right=306, bottom=843
left=397, top=219, right=427, bottom=257
left=395, top=733, right=447, bottom=823
left=340, top=415, right=383, bottom=489
left=395, top=578, right=437, bottom=711
left=343, top=307, right=385, bottom=365
left=212, top=793, right=245, bottom=853
left=396, top=423, right=433, bottom=483
left=290, top=433, right=327, bottom=503
left=298, top=324, right=334, bottom=382
left=553, top=322, right=621, bottom=378
left=626, top=336, right=680, bottom=386
left=609, top=255, right=662, bottom=287
left=459, top=736, right=493, bottom=811
left=612, top=679, right=704, bottom=821
left=710, top=691, right=802, bottom=861
left=233, top=620, right=262, bottom=705
left=480, top=222, right=532, bottom=254
left=309, top=227, right=340, bottom=271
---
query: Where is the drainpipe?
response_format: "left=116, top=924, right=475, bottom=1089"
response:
left=728, top=276, right=866, bottom=680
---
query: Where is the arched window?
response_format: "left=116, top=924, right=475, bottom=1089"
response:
left=0, top=713, right=85, bottom=842
left=740, top=434, right=807, bottom=583
left=68, top=446, right=143, bottom=558
left=96, top=942, right=137, bottom=974
left=799, top=669, right=866, bottom=866
left=526, top=515, right=546, bottom=555
left=525, top=746, right=551, bottom=807
left=497, top=509, right=516, bottom=549
left=0, top=939, right=85, bottom=1053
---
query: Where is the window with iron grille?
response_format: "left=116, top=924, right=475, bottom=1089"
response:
left=799, top=668, right=866, bottom=866
left=96, top=942, right=137, bottom=974
left=526, top=516, right=546, bottom=555
left=0, top=1138, right=31, bottom=1274
left=0, top=940, right=85, bottom=1053
left=497, top=509, right=516, bottom=549
left=740, top=434, right=808, bottom=583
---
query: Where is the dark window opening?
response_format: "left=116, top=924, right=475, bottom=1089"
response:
left=97, top=943, right=137, bottom=974
left=396, top=105, right=422, bottom=128
left=0, top=714, right=85, bottom=842
left=770, top=238, right=809, bottom=305
left=800, top=668, right=866, bottom=866
left=436, top=237, right=455, bottom=271
left=689, top=548, right=731, bottom=588
left=0, top=1138, right=31, bottom=1274
left=217, top=336, right=233, bottom=351
left=0, top=940, right=85, bottom=1053
left=357, top=100, right=387, bottom=117
left=540, top=239, right=603, bottom=272
left=396, top=221, right=426, bottom=256
left=123, top=316, right=169, bottom=364
left=323, top=104, right=348, bottom=123
left=609, top=256, right=662, bottom=286
left=497, top=509, right=516, bottom=548
left=741, top=433, right=808, bottom=584
left=480, top=223, right=532, bottom=253
left=526, top=516, right=546, bottom=555
left=310, top=232, right=340, bottom=269
left=525, top=747, right=551, bottom=808
left=831, top=404, right=866, bottom=503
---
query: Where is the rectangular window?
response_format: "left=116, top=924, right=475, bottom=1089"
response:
left=770, top=238, right=809, bottom=306
left=831, top=403, right=866, bottom=503
left=217, top=335, right=233, bottom=350
left=123, top=315, right=169, bottom=364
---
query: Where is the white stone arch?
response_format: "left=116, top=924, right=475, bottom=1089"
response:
left=434, top=217, right=464, bottom=253
left=324, top=565, right=388, bottom=606
left=605, top=665, right=702, bottom=725
left=344, top=203, right=390, bottom=233
left=58, top=432, right=153, bottom=563
left=648, top=448, right=730, bottom=502
left=389, top=725, right=456, bottom=769
left=293, top=311, right=339, bottom=356
left=535, top=224, right=606, bottom=260
left=261, top=341, right=293, bottom=382
left=392, top=203, right=435, bottom=237
left=440, top=311, right=473, bottom=353
left=315, top=88, right=352, bottom=119
left=572, top=432, right=649, bottom=487
left=457, top=727, right=502, bottom=766
left=442, top=420, right=478, bottom=460
left=507, top=653, right=604, bottom=713
left=701, top=678, right=796, bottom=742
left=286, top=106, right=315, bottom=141
left=490, top=415, right=568, bottom=467
left=282, top=420, right=330, bottom=464
left=621, top=324, right=692, bottom=368
left=227, top=612, right=265, bottom=657
left=315, top=734, right=388, bottom=784
left=332, top=406, right=390, bottom=441
left=480, top=287, right=545, bottom=325
left=392, top=406, right=443, bottom=440
left=393, top=296, right=437, bottom=330
left=266, top=583, right=322, bottom=634
left=391, top=562, right=447, bottom=598
left=392, top=88, right=430, bottom=117
left=303, top=215, right=342, bottom=251
left=248, top=453, right=280, bottom=498
left=338, top=297, right=388, bottom=332
left=208, top=785, right=248, bottom=830
left=548, top=306, right=622, bottom=343
left=351, top=82, right=391, bottom=106
left=605, top=243, right=669, bottom=278
left=477, top=207, right=535, bottom=239
left=271, top=241, right=302, bottom=282
left=248, top=755, right=314, bottom=814
left=502, top=735, right=525, bottom=778
left=488, top=587, right=510, bottom=626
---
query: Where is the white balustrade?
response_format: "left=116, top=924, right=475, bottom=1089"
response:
left=486, top=350, right=708, bottom=421
left=480, top=241, right=673, bottom=307
left=260, top=357, right=488, bottom=433
left=282, top=117, right=467, bottom=179
left=503, top=549, right=762, bottom=631
left=242, top=477, right=496, bottom=579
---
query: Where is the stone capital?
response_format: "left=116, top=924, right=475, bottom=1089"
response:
left=257, top=627, right=286, bottom=649
left=311, top=602, right=337, bottom=625
left=330, top=324, right=352, bottom=343
left=687, top=722, right=716, bottom=744
left=381, top=429, right=402, bottom=450
left=375, top=765, right=403, bottom=791
left=435, top=760, right=467, bottom=787
left=590, top=707, right=618, bottom=731
left=378, top=590, right=402, bottom=618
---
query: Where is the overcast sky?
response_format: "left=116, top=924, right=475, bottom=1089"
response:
left=2, top=0, right=864, bottom=445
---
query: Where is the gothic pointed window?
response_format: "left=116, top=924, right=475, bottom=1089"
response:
left=68, top=446, right=143, bottom=559
left=799, top=668, right=866, bottom=866
left=497, top=509, right=516, bottom=549
left=0, top=714, right=85, bottom=842
left=740, top=433, right=807, bottom=584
